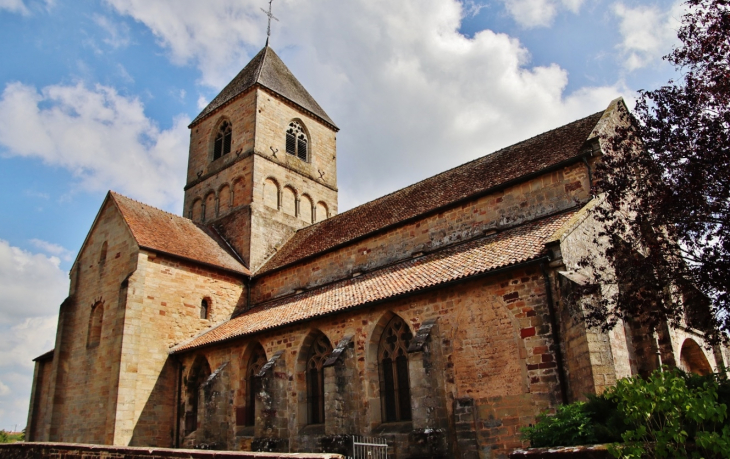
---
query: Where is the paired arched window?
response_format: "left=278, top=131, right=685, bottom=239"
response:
left=213, top=120, right=232, bottom=160
left=286, top=121, right=308, bottom=161
left=244, top=345, right=267, bottom=426
left=186, top=356, right=211, bottom=435
left=306, top=334, right=332, bottom=425
left=200, top=299, right=210, bottom=320
left=87, top=302, right=104, bottom=348
left=379, top=316, right=412, bottom=422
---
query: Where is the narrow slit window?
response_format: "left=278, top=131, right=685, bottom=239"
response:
left=200, top=299, right=209, bottom=320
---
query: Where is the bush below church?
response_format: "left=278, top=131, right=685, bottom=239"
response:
left=522, top=368, right=730, bottom=458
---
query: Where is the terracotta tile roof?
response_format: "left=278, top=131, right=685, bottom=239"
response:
left=257, top=110, right=603, bottom=275
left=110, top=192, right=250, bottom=276
left=190, top=46, right=337, bottom=129
left=172, top=209, right=577, bottom=353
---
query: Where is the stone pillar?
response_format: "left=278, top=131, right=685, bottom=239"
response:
left=406, top=319, right=449, bottom=458
left=253, top=351, right=289, bottom=452
left=198, top=362, right=232, bottom=449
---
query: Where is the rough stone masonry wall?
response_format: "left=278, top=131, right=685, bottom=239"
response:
left=177, top=267, right=562, bottom=459
left=38, top=201, right=139, bottom=445
left=254, top=88, right=337, bottom=191
left=0, top=442, right=343, bottom=459
left=253, top=161, right=591, bottom=303
left=186, top=91, right=257, bottom=188
left=115, top=251, right=246, bottom=447
left=26, top=356, right=54, bottom=441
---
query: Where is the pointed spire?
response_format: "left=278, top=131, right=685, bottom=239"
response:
left=190, top=47, right=337, bottom=130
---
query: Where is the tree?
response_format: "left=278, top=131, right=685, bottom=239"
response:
left=581, top=0, right=730, bottom=343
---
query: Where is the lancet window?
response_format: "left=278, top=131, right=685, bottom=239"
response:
left=87, top=302, right=103, bottom=348
left=306, top=334, right=332, bottom=425
left=285, top=121, right=308, bottom=161
left=379, top=316, right=413, bottom=422
left=185, top=356, right=211, bottom=436
left=213, top=120, right=232, bottom=160
left=244, top=345, right=267, bottom=426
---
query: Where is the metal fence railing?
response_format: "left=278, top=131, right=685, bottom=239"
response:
left=351, top=435, right=387, bottom=459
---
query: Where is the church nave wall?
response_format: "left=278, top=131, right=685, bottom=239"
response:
left=175, top=266, right=562, bottom=458
left=252, top=161, right=592, bottom=303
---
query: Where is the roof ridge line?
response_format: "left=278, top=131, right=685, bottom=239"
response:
left=289, top=109, right=604, bottom=233
left=253, top=46, right=269, bottom=84
left=110, top=191, right=183, bottom=221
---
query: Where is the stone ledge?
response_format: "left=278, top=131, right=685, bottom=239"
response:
left=510, top=445, right=612, bottom=459
left=0, top=442, right=344, bottom=459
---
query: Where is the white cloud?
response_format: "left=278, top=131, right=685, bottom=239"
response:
left=0, top=0, right=29, bottom=15
left=0, top=241, right=65, bottom=431
left=502, top=0, right=584, bottom=28
left=93, top=14, right=131, bottom=49
left=613, top=1, right=686, bottom=70
left=29, top=239, right=74, bottom=262
left=0, top=82, right=190, bottom=210
left=105, top=0, right=622, bottom=210
left=0, top=240, right=67, bottom=324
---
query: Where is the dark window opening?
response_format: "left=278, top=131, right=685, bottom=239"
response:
left=285, top=121, right=308, bottom=161
left=244, top=346, right=267, bottom=426
left=213, top=121, right=232, bottom=160
left=379, top=316, right=413, bottom=422
left=306, top=334, right=332, bottom=425
left=200, top=299, right=209, bottom=320
left=87, top=302, right=103, bottom=348
left=185, top=357, right=211, bottom=436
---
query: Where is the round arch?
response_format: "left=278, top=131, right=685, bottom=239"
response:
left=679, top=338, right=713, bottom=375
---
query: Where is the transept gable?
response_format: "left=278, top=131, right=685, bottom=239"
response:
left=109, top=191, right=250, bottom=276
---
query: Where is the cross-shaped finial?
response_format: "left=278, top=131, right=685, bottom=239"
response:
left=261, top=0, right=279, bottom=46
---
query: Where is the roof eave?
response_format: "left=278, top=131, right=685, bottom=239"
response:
left=188, top=83, right=338, bottom=131
left=171, top=254, right=551, bottom=354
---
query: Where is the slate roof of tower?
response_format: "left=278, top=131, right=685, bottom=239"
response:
left=257, top=109, right=605, bottom=275
left=110, top=192, right=250, bottom=275
left=190, top=46, right=337, bottom=129
left=172, top=208, right=577, bottom=353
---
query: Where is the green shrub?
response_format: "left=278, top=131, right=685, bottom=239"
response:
left=605, top=369, right=730, bottom=458
left=522, top=369, right=730, bottom=458
left=522, top=401, right=598, bottom=448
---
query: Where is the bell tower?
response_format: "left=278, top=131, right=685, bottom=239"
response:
left=183, top=46, right=339, bottom=272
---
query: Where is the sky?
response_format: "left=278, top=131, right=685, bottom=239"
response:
left=0, top=0, right=686, bottom=432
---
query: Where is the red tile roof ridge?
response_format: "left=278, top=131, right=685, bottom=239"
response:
left=109, top=191, right=182, bottom=218
left=255, top=203, right=585, bottom=307
left=256, top=110, right=604, bottom=276
left=171, top=207, right=578, bottom=353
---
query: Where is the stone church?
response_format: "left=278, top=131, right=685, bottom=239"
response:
left=25, top=46, right=729, bottom=458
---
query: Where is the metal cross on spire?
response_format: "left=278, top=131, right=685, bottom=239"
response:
left=261, top=0, right=279, bottom=46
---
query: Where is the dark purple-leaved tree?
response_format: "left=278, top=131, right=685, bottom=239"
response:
left=582, top=0, right=730, bottom=344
